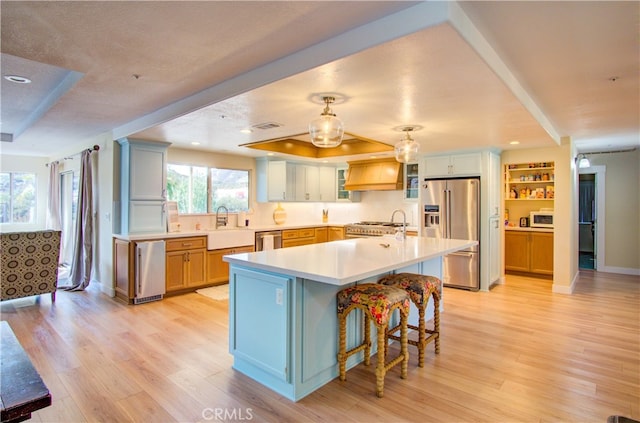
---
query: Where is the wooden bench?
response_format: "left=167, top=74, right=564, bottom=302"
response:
left=0, top=321, right=51, bottom=423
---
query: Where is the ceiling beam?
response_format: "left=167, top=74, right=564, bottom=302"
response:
left=113, top=1, right=450, bottom=140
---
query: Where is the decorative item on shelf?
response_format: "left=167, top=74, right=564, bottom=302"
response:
left=546, top=186, right=555, bottom=199
left=309, top=96, right=344, bottom=148
left=273, top=202, right=287, bottom=225
left=394, top=126, right=420, bottom=163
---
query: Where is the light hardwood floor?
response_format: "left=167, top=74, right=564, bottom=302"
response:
left=1, top=271, right=638, bottom=423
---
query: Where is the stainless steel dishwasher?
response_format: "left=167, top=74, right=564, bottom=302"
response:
left=255, top=230, right=282, bottom=251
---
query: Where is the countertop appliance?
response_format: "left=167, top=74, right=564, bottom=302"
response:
left=255, top=230, right=282, bottom=251
left=134, top=240, right=166, bottom=304
left=530, top=210, right=554, bottom=228
left=520, top=216, right=530, bottom=227
left=345, top=221, right=404, bottom=238
left=422, top=177, right=480, bottom=290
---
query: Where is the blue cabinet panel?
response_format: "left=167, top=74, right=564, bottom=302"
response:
left=230, top=267, right=291, bottom=382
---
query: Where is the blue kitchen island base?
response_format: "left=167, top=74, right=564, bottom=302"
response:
left=228, top=258, right=442, bottom=401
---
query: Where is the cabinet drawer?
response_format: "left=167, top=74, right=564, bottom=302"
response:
left=298, top=228, right=315, bottom=238
left=282, top=230, right=299, bottom=239
left=165, top=236, right=206, bottom=251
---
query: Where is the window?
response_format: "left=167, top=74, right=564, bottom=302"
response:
left=0, top=172, right=37, bottom=224
left=167, top=164, right=208, bottom=213
left=167, top=164, right=249, bottom=214
left=210, top=168, right=249, bottom=212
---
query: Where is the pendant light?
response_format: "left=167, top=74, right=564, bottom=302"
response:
left=395, top=127, right=420, bottom=163
left=576, top=153, right=591, bottom=168
left=309, top=96, right=344, bottom=148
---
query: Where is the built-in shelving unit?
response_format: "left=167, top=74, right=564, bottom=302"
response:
left=505, top=162, right=555, bottom=201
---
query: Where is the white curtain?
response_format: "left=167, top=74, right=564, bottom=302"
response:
left=46, top=161, right=62, bottom=230
left=65, top=149, right=95, bottom=291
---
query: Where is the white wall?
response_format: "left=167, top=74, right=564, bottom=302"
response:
left=586, top=149, right=640, bottom=274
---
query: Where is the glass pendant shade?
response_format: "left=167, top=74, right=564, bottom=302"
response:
left=578, top=154, right=590, bottom=168
left=394, top=130, right=420, bottom=163
left=309, top=97, right=344, bottom=148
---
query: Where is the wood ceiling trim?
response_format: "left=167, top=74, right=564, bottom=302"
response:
left=241, top=132, right=393, bottom=159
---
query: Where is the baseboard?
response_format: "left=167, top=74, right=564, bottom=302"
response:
left=94, top=280, right=115, bottom=297
left=598, top=266, right=640, bottom=276
left=552, top=272, right=577, bottom=294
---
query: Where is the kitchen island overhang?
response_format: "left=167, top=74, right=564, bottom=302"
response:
left=223, top=236, right=477, bottom=401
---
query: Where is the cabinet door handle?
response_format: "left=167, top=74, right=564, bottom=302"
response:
left=182, top=243, right=192, bottom=247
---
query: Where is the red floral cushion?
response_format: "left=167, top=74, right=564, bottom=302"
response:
left=337, top=284, right=410, bottom=326
left=378, top=273, right=442, bottom=307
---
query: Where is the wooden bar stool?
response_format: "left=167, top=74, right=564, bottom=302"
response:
left=378, top=273, right=442, bottom=367
left=337, top=283, right=410, bottom=398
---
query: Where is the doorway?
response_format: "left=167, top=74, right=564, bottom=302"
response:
left=578, top=166, right=606, bottom=271
left=578, top=174, right=595, bottom=269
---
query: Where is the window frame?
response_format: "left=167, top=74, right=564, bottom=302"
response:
left=0, top=171, right=38, bottom=225
left=166, top=163, right=250, bottom=215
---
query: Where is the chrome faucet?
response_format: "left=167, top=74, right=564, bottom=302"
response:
left=215, top=205, right=229, bottom=229
left=390, top=209, right=407, bottom=239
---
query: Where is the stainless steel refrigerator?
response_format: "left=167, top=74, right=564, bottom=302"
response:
left=422, top=177, right=480, bottom=290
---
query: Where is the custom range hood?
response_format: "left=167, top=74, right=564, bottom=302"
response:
left=343, top=158, right=403, bottom=191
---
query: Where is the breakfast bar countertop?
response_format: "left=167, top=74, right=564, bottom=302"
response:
left=224, top=236, right=477, bottom=286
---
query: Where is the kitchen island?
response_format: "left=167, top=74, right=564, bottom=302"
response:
left=223, top=236, right=477, bottom=401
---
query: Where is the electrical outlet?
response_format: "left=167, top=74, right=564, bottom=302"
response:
left=275, top=288, right=283, bottom=305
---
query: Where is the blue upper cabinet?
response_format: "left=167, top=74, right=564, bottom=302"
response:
left=117, top=138, right=171, bottom=234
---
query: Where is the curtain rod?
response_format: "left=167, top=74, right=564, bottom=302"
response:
left=46, top=145, right=100, bottom=166
left=583, top=147, right=636, bottom=156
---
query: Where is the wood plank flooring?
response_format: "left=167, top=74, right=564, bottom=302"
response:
left=1, top=271, right=638, bottom=422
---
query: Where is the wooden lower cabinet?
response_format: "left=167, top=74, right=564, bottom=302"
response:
left=530, top=232, right=554, bottom=275
left=314, top=227, right=328, bottom=243
left=165, top=236, right=207, bottom=293
left=328, top=226, right=344, bottom=241
left=282, top=228, right=316, bottom=248
left=114, top=238, right=134, bottom=303
left=207, top=245, right=254, bottom=284
left=505, top=231, right=553, bottom=276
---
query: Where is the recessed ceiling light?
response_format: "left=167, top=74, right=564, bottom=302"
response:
left=240, top=129, right=253, bottom=134
left=191, top=142, right=200, bottom=146
left=509, top=141, right=520, bottom=145
left=4, top=75, right=31, bottom=84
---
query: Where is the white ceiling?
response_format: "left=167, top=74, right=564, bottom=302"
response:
left=1, top=1, right=638, bottom=161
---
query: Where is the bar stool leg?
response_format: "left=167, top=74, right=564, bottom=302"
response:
left=375, top=325, right=386, bottom=398
left=433, top=292, right=441, bottom=354
left=363, top=313, right=371, bottom=366
left=400, top=308, right=409, bottom=379
left=417, top=305, right=427, bottom=368
left=338, top=312, right=347, bottom=381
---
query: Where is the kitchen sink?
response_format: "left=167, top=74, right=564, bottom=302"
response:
left=207, top=228, right=255, bottom=250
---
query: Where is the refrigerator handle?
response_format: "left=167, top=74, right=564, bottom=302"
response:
left=441, top=189, right=446, bottom=238
left=136, top=247, right=141, bottom=296
left=445, top=189, right=452, bottom=238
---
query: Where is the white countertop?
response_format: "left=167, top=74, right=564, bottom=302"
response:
left=223, top=236, right=477, bottom=286
left=505, top=226, right=554, bottom=233
left=113, top=222, right=419, bottom=241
